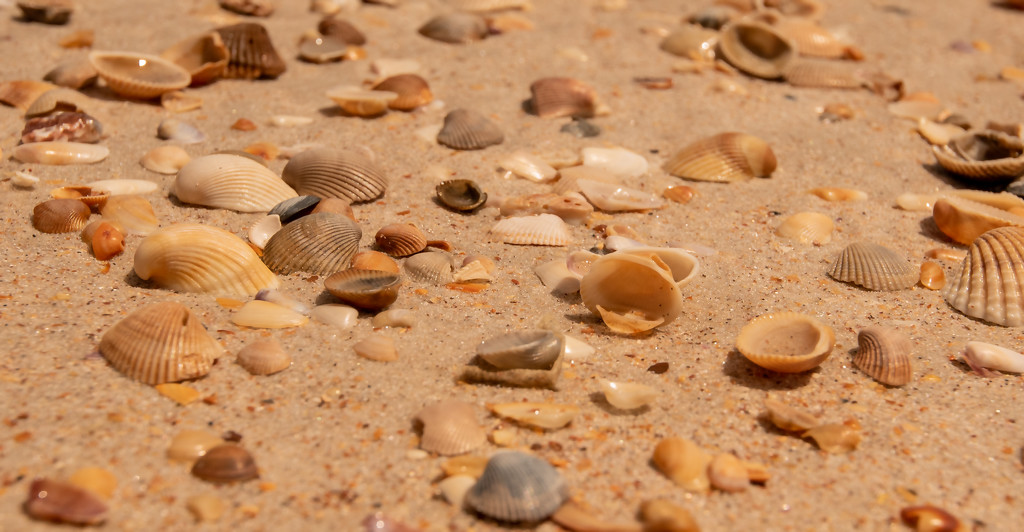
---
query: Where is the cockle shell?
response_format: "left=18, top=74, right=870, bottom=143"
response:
left=191, top=444, right=259, bottom=483
left=827, top=242, right=918, bottom=291
left=600, top=380, right=658, bottom=410
left=775, top=212, right=833, bottom=244
left=576, top=179, right=664, bottom=212
left=735, top=312, right=834, bottom=373
left=261, top=212, right=362, bottom=275
left=529, top=77, right=608, bottom=119
left=854, top=327, right=912, bottom=386
left=134, top=224, right=279, bottom=296
left=215, top=23, right=286, bottom=79
left=324, top=268, right=402, bottom=310
left=961, top=341, right=1024, bottom=376
left=660, top=24, right=719, bottom=60
left=418, top=13, right=488, bottom=43
left=12, top=141, right=109, bottom=165
left=652, top=437, right=712, bottom=492
left=99, top=302, right=224, bottom=384
left=932, top=130, right=1024, bottom=182
left=465, top=452, right=568, bottom=523
left=436, top=179, right=487, bottom=211
left=415, top=400, right=486, bottom=456
left=437, top=109, right=504, bottom=150
left=173, top=154, right=298, bottom=212
left=236, top=338, right=291, bottom=375
left=717, top=21, right=797, bottom=79
left=580, top=252, right=683, bottom=333
left=490, top=214, right=572, bottom=246
left=89, top=51, right=191, bottom=99
left=944, top=226, right=1024, bottom=326
left=783, top=58, right=862, bottom=89
left=32, top=198, right=90, bottom=233
left=24, top=479, right=108, bottom=526
left=403, top=251, right=455, bottom=284
left=932, top=195, right=1024, bottom=245
left=476, top=330, right=563, bottom=370
left=489, top=402, right=580, bottom=430
left=375, top=223, right=428, bottom=257
left=160, top=31, right=229, bottom=86
left=282, top=148, right=387, bottom=203
left=663, top=132, right=777, bottom=182
left=100, top=195, right=159, bottom=235
left=372, top=74, right=432, bottom=111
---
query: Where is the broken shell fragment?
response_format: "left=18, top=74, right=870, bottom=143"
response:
left=168, top=429, right=225, bottom=462
left=261, top=212, right=362, bottom=275
left=499, top=193, right=593, bottom=224
left=529, top=77, right=608, bottom=119
left=775, top=212, right=833, bottom=245
left=418, top=13, right=488, bottom=44
left=580, top=252, right=683, bottom=333
left=651, top=437, right=711, bottom=492
left=808, top=187, right=866, bottom=202
left=236, top=338, right=292, bottom=375
left=436, top=179, right=487, bottom=211
left=24, top=478, right=108, bottom=526
left=13, top=141, right=109, bottom=165
left=663, top=132, right=777, bottom=182
left=944, top=227, right=1024, bottom=326
left=464, top=451, right=568, bottom=523
left=415, top=400, right=487, bottom=456
left=89, top=51, right=192, bottom=99
left=919, top=261, right=945, bottom=290
left=141, top=145, right=191, bottom=174
left=476, top=330, right=563, bottom=370
left=375, top=223, right=428, bottom=257
left=100, top=195, right=160, bottom=235
left=764, top=397, right=821, bottom=432
left=372, top=308, right=416, bottom=328
left=577, top=179, right=664, bottom=212
left=160, top=31, right=229, bottom=86
left=372, top=74, right=432, bottom=111
left=191, top=444, right=259, bottom=483
left=500, top=152, right=558, bottom=183
left=735, top=312, right=834, bottom=373
left=961, top=341, right=1024, bottom=376
left=24, top=87, right=91, bottom=118
left=617, top=247, right=700, bottom=290
left=32, top=198, right=90, bottom=233
left=437, top=109, right=504, bottom=150
left=325, top=85, right=397, bottom=116
left=932, top=195, right=1024, bottom=245
left=324, top=268, right=402, bottom=310
left=215, top=23, right=286, bottom=79
left=21, top=112, right=102, bottom=144
left=854, top=326, right=913, bottom=386
left=932, top=130, right=1024, bottom=182
left=599, top=380, right=658, bottom=410
left=708, top=453, right=750, bottom=493
left=827, top=242, right=918, bottom=291
left=282, top=148, right=387, bottom=203
left=717, top=21, right=797, bottom=79
left=353, top=334, right=398, bottom=362
left=232, top=300, right=309, bottom=328
left=490, top=214, right=572, bottom=246
left=489, top=402, right=580, bottom=430
left=803, top=420, right=862, bottom=453
left=173, top=153, right=298, bottom=213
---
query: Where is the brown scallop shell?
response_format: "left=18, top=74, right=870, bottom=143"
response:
left=372, top=74, right=432, bottom=111
left=88, top=51, right=191, bottom=99
left=663, top=132, right=777, bottom=182
left=191, top=444, right=259, bottom=483
left=529, top=77, right=605, bottom=119
left=403, top=251, right=455, bottom=284
left=236, top=338, right=291, bottom=376
left=827, top=242, right=918, bottom=291
left=944, top=226, right=1024, bottom=327
left=932, top=195, right=1024, bottom=245
left=324, top=268, right=402, bottom=310
left=436, top=179, right=487, bottom=211
left=783, top=58, right=862, bottom=89
left=436, top=109, right=504, bottom=150
left=99, top=302, right=224, bottom=384
left=160, top=31, right=229, bottom=86
left=31, top=198, right=90, bottom=233
left=932, top=130, right=1024, bottom=182
left=418, top=13, right=488, bottom=44
left=261, top=212, right=362, bottom=275
left=735, top=311, right=834, bottom=373
left=415, top=399, right=487, bottom=456
left=717, top=20, right=797, bottom=79
left=215, top=23, right=286, bottom=79
left=854, top=326, right=912, bottom=386
left=375, top=223, right=428, bottom=257
left=282, top=148, right=387, bottom=203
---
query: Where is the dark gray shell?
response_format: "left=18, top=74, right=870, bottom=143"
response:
left=827, top=242, right=917, bottom=291
left=215, top=23, right=286, bottom=79
left=476, top=330, right=563, bottom=370
left=261, top=212, right=361, bottom=275
left=282, top=148, right=387, bottom=203
left=437, top=109, right=504, bottom=150
left=269, top=195, right=320, bottom=224
left=465, top=451, right=569, bottom=523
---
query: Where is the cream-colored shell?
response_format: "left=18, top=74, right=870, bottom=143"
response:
left=100, top=195, right=159, bottom=235
left=663, top=132, right=777, bottom=182
left=735, top=311, right=834, bottom=373
left=932, top=195, right=1024, bottom=245
left=174, top=154, right=297, bottom=212
left=353, top=334, right=398, bottom=362
left=580, top=252, right=683, bottom=333
left=944, top=226, right=1024, bottom=326
left=415, top=400, right=486, bottom=456
left=236, top=338, right=292, bottom=375
left=89, top=51, right=191, bottom=99
left=783, top=58, right=862, bottom=89
left=490, top=214, right=573, bottom=246
left=827, top=242, right=917, bottom=291
left=488, top=402, right=580, bottom=430
left=717, top=21, right=797, bottom=79
left=403, top=251, right=455, bottom=284
left=231, top=301, right=309, bottom=329
left=12, top=141, right=109, bottom=165
left=775, top=212, right=833, bottom=244
left=854, top=326, right=912, bottom=386
left=576, top=179, right=664, bottom=212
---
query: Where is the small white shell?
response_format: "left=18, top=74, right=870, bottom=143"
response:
left=962, top=341, right=1024, bottom=376
left=490, top=214, right=573, bottom=246
left=174, top=154, right=298, bottom=212
left=500, top=152, right=558, bottom=183
left=13, top=142, right=109, bottom=165
left=231, top=301, right=309, bottom=329
left=581, top=147, right=649, bottom=178
left=562, top=334, right=594, bottom=361
left=310, top=304, right=359, bottom=329
left=599, top=380, right=658, bottom=410
left=576, top=179, right=664, bottom=211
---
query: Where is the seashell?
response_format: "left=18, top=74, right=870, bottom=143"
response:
left=0, top=80, right=58, bottom=111
left=436, top=179, right=487, bottom=211
left=353, top=333, right=398, bottom=362
left=944, top=226, right=1024, bottom=326
left=584, top=148, right=650, bottom=181
left=89, top=51, right=191, bottom=99
left=660, top=24, right=719, bottom=60
left=24, top=478, right=108, bottom=526
left=663, top=132, right=777, bottom=182
left=237, top=338, right=292, bottom=375
left=919, top=261, right=946, bottom=290
left=372, top=74, right=432, bottom=111
left=50, top=185, right=107, bottom=211
left=375, top=223, right=428, bottom=257
left=191, top=444, right=259, bottom=483
left=219, top=0, right=274, bottom=17
left=439, top=475, right=475, bottom=508
left=25, top=87, right=92, bottom=118
left=18, top=0, right=74, bottom=24
left=453, top=260, right=492, bottom=283
left=186, top=494, right=226, bottom=523
left=311, top=304, right=358, bottom=328
left=255, top=288, right=310, bottom=315
left=157, top=117, right=205, bottom=144
left=160, top=31, right=229, bottom=86
left=808, top=187, right=866, bottom=202
left=232, top=300, right=309, bottom=328
left=651, top=437, right=712, bottom=492
left=708, top=453, right=750, bottom=493
left=763, top=397, right=821, bottom=432
left=576, top=178, right=664, bottom=212
left=783, top=58, right=862, bottom=89
left=415, top=400, right=486, bottom=456
left=917, top=118, right=966, bottom=146
left=764, top=0, right=825, bottom=19
left=735, top=311, right=834, bottom=373
left=437, top=109, right=504, bottom=150
left=771, top=17, right=846, bottom=58
left=418, top=13, right=488, bottom=44
left=311, top=197, right=356, bottom=221
left=529, top=77, right=608, bottom=119
left=803, top=420, right=862, bottom=453
left=717, top=21, right=797, bottom=79
left=318, top=16, right=367, bottom=44
left=21, top=112, right=103, bottom=144
left=282, top=148, right=387, bottom=203
left=325, top=85, right=398, bottom=116
left=168, top=429, right=224, bottom=462
left=261, top=212, right=362, bottom=275
left=476, top=330, right=562, bottom=370
left=403, top=251, right=455, bottom=284
left=12, top=141, right=108, bottom=165
left=663, top=185, right=696, bottom=204
left=174, top=153, right=298, bottom=212
left=99, top=302, right=224, bottom=384
left=100, top=195, right=160, bottom=235
left=853, top=326, right=912, bottom=386
left=90, top=222, right=125, bottom=260
left=141, top=145, right=191, bottom=174
left=617, top=247, right=700, bottom=290
left=135, top=224, right=279, bottom=296
left=961, top=341, right=1024, bottom=376
left=933, top=195, right=1024, bottom=245
left=580, top=252, right=683, bottom=334
left=448, top=0, right=532, bottom=12
left=372, top=309, right=416, bottom=328
left=31, top=198, right=90, bottom=233
left=500, top=152, right=558, bottom=183
left=639, top=499, right=700, bottom=532
left=933, top=130, right=1024, bottom=182
left=500, top=193, right=593, bottom=225
left=88, top=179, right=159, bottom=196
left=775, top=212, right=833, bottom=245
left=67, top=467, right=116, bottom=501
left=215, top=23, right=286, bottom=79
left=324, top=268, right=402, bottom=310
left=490, top=214, right=572, bottom=246
left=887, top=99, right=945, bottom=121
left=599, top=380, right=658, bottom=410
left=248, top=214, right=282, bottom=249
left=269, top=195, right=320, bottom=224
left=351, top=250, right=400, bottom=274
left=900, top=506, right=964, bottom=532
left=44, top=57, right=98, bottom=89
left=827, top=242, right=918, bottom=291
left=534, top=259, right=581, bottom=295
left=465, top=451, right=568, bottom=523
left=489, top=402, right=579, bottom=430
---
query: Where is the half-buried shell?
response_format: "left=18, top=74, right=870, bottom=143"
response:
left=32, top=198, right=90, bottom=233
left=476, top=330, right=563, bottom=370
left=324, top=268, right=402, bottom=310
left=236, top=338, right=291, bottom=375
left=437, top=109, right=504, bottom=150
left=944, top=226, right=1024, bottom=326
left=261, top=212, right=362, bottom=275
left=783, top=58, right=863, bottom=89
left=415, top=400, right=487, bottom=456
left=580, top=252, right=683, bottom=334
left=490, top=214, right=572, bottom=246
left=827, top=242, right=918, bottom=291
left=663, top=132, right=777, bottom=182
left=464, top=451, right=569, bottom=523
left=717, top=20, right=797, bottom=79
left=735, top=311, right=834, bottom=373
left=89, top=51, right=191, bottom=99
left=173, top=153, right=298, bottom=212
left=282, top=148, right=387, bottom=203
left=854, top=326, right=912, bottom=386
left=215, top=23, right=286, bottom=79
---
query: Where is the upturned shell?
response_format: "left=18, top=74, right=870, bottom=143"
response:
left=944, top=226, right=1024, bottom=326
left=318, top=16, right=367, bottom=44
left=418, top=13, right=488, bottom=44
left=261, top=212, right=362, bottom=275
left=32, top=198, right=90, bottom=233
left=215, top=23, right=286, bottom=79
left=372, top=74, right=432, bottom=111
left=89, top=51, right=191, bottom=99
left=100, top=195, right=160, bottom=235
left=191, top=444, right=259, bottom=483
left=160, top=31, right=229, bottom=86
left=932, top=195, right=1024, bottom=245
left=775, top=212, right=833, bottom=244
left=651, top=437, right=712, bottom=492
left=783, top=58, right=862, bottom=89
left=415, top=400, right=486, bottom=456
left=437, top=109, right=504, bottom=150
left=375, top=223, right=428, bottom=257
left=236, top=338, right=292, bottom=375
left=735, top=311, right=834, bottom=373
left=436, top=179, right=487, bottom=211
left=827, top=242, right=918, bottom=291
left=282, top=148, right=387, bottom=203
left=25, top=478, right=108, bottom=526
left=529, top=77, right=608, bottom=119
left=464, top=452, right=569, bottom=523
left=580, top=252, right=683, bottom=334
left=324, top=268, right=402, bottom=310
left=490, top=214, right=573, bottom=246
left=134, top=224, right=279, bottom=296
left=660, top=24, right=719, bottom=60
left=717, top=21, right=797, bottom=79
left=854, top=326, right=912, bottom=386
left=325, top=85, right=397, bottom=116
left=99, top=302, right=224, bottom=384
left=403, top=251, right=455, bottom=284
left=663, top=132, right=777, bottom=182
left=173, top=153, right=298, bottom=212
left=932, top=130, right=1024, bottom=182
left=476, top=330, right=563, bottom=370
left=12, top=141, right=109, bottom=165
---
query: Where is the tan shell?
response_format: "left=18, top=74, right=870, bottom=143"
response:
left=932, top=195, right=1024, bottom=245
left=490, top=214, right=572, bottom=246
left=827, top=242, right=918, bottom=291
left=580, top=252, right=683, bottom=334
left=783, top=58, right=862, bottom=89
left=191, top=444, right=259, bottom=483
left=350, top=250, right=400, bottom=273
left=403, top=251, right=455, bottom=284
left=663, top=132, right=777, bottom=182
left=44, top=58, right=98, bottom=89
left=215, top=23, right=286, bottom=79
left=651, top=437, right=712, bottom=492
left=32, top=198, right=90, bottom=233
left=854, top=326, right=912, bottom=386
left=0, top=80, right=58, bottom=111
left=318, top=16, right=367, bottom=44
left=437, top=109, right=504, bottom=150
left=89, top=51, right=191, bottom=99
left=231, top=301, right=309, bottom=329
left=415, top=400, right=487, bottom=456
left=735, top=311, right=834, bottom=373
left=90, top=222, right=125, bottom=260
left=659, top=24, right=719, bottom=60
left=717, top=21, right=797, bottom=79
left=372, top=74, right=432, bottom=111
left=100, top=195, right=159, bottom=235
left=775, top=212, right=833, bottom=244
left=418, top=13, right=488, bottom=43
left=461, top=335, right=564, bottom=389
left=134, top=224, right=279, bottom=296
left=763, top=397, right=821, bottom=432
left=141, top=145, right=191, bottom=174
left=375, top=223, right=427, bottom=257
left=944, top=226, right=1024, bottom=326
left=771, top=17, right=846, bottom=58
left=489, top=402, right=580, bottom=430
left=160, top=31, right=229, bottom=86
left=529, top=77, right=608, bottom=119
left=353, top=333, right=398, bottom=362
left=808, top=187, right=866, bottom=202
left=282, top=148, right=387, bottom=203
left=932, top=130, right=1024, bottom=182
left=599, top=380, right=658, bottom=410
left=99, top=302, right=224, bottom=384
left=261, top=212, right=362, bottom=275
left=167, top=429, right=224, bottom=462
left=173, top=153, right=298, bottom=212
left=25, top=87, right=92, bottom=118
left=325, top=85, right=397, bottom=117
left=324, top=268, right=402, bottom=310
left=12, top=141, right=108, bottom=165
left=236, top=338, right=292, bottom=375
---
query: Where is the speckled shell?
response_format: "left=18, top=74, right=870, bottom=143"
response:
left=173, top=154, right=298, bottom=212
left=783, top=58, right=862, bottom=89
left=403, top=251, right=454, bottom=284
left=932, top=130, right=1024, bottom=182
left=580, top=252, right=683, bottom=333
left=854, top=326, right=912, bottom=386
left=476, top=330, right=563, bottom=370
left=663, top=132, right=777, bottom=182
left=827, top=242, right=918, bottom=291
left=415, top=400, right=486, bottom=456
left=261, top=212, right=362, bottom=275
left=375, top=223, right=428, bottom=257
left=437, top=109, right=504, bottom=150
left=736, top=311, right=834, bottom=373
left=99, top=302, right=224, bottom=384
left=282, top=148, right=387, bottom=203
left=32, top=198, right=90, bottom=233
left=944, top=226, right=1024, bottom=326
left=717, top=21, right=797, bottom=79
left=88, top=51, right=191, bottom=99
left=324, top=268, right=402, bottom=310
left=464, top=452, right=569, bottom=523
left=236, top=338, right=291, bottom=376
left=372, top=74, right=432, bottom=111
left=215, top=23, right=286, bottom=79
left=418, top=13, right=488, bottom=43
left=775, top=212, right=833, bottom=244
left=490, top=214, right=572, bottom=246
left=529, top=77, right=605, bottom=119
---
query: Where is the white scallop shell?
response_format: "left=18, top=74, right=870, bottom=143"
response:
left=944, top=226, right=1024, bottom=326
left=490, top=214, right=572, bottom=246
left=173, top=153, right=297, bottom=212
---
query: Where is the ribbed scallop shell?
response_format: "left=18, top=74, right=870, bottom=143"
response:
left=215, top=23, right=286, bottom=79
left=415, top=400, right=486, bottom=456
left=580, top=252, right=683, bottom=333
left=932, top=130, right=1024, bottom=182
left=783, top=58, right=862, bottom=89
left=32, top=198, right=90, bottom=233
left=735, top=311, right=834, bottom=373
left=282, top=148, right=387, bottom=203
left=99, top=302, right=224, bottom=384
left=932, top=195, right=1024, bottom=245
left=324, top=268, right=402, bottom=310
left=372, top=74, right=432, bottom=111
left=437, top=109, right=504, bottom=150
left=261, top=212, right=362, bottom=275
left=775, top=212, right=833, bottom=244
left=854, top=326, right=912, bottom=386
left=403, top=251, right=454, bottom=284
left=89, top=51, right=191, bottom=99
left=663, top=132, right=777, bottom=182
left=476, top=330, right=563, bottom=370
left=944, top=226, right=1024, bottom=326
left=174, top=154, right=298, bottom=212
left=134, top=224, right=279, bottom=296
left=236, top=338, right=291, bottom=375
left=827, top=242, right=918, bottom=291
left=418, top=13, right=488, bottom=43
left=490, top=214, right=572, bottom=246
left=529, top=77, right=605, bottom=119
left=465, top=451, right=569, bottom=523
left=375, top=223, right=427, bottom=257
left=717, top=21, right=797, bottom=79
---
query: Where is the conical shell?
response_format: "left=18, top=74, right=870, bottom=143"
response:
left=932, top=195, right=1024, bottom=245
left=717, top=21, right=797, bottom=79
left=476, top=330, right=563, bottom=370
left=89, top=51, right=191, bottom=99
left=372, top=74, right=432, bottom=111
left=174, top=153, right=298, bottom=212
left=490, top=214, right=572, bottom=246
left=827, top=242, right=918, bottom=291
left=418, top=13, right=488, bottom=43
left=160, top=31, right=229, bottom=86
left=932, top=130, right=1024, bottom=182
left=261, top=212, right=362, bottom=275
left=324, top=268, right=402, bottom=310
left=437, top=109, right=504, bottom=150
left=663, top=132, right=777, bottom=182
left=415, top=400, right=486, bottom=456
left=215, top=23, right=286, bottom=79
left=403, top=251, right=454, bottom=284
left=854, top=326, right=912, bottom=386
left=282, top=148, right=387, bottom=203
left=99, top=302, right=224, bottom=384
left=134, top=224, right=279, bottom=296
left=436, top=179, right=487, bottom=211
left=579, top=252, right=683, bottom=333
left=775, top=212, right=833, bottom=244
left=465, top=451, right=569, bottom=523
left=783, top=58, right=862, bottom=89
left=375, top=223, right=427, bottom=257
left=191, top=444, right=259, bottom=483
left=236, top=338, right=291, bottom=375
left=735, top=311, right=834, bottom=373
left=944, top=226, right=1024, bottom=326
left=529, top=77, right=606, bottom=119
left=32, top=198, right=90, bottom=233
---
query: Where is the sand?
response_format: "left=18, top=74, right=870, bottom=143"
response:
left=2, top=0, right=1024, bottom=530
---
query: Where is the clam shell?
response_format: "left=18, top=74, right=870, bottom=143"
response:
left=735, top=311, right=834, bottom=373
left=261, top=212, right=362, bottom=275
left=529, top=77, right=607, bottom=119
left=25, top=87, right=92, bottom=118
left=775, top=212, right=833, bottom=244
left=718, top=21, right=797, bottom=79
left=415, top=400, right=486, bottom=456
left=783, top=58, right=862, bottom=89
left=160, top=31, right=229, bottom=86
left=600, top=380, right=658, bottom=410
left=663, top=132, right=777, bottom=182
left=375, top=223, right=428, bottom=257
left=403, top=251, right=455, bottom=284
left=576, top=179, right=664, bottom=212
left=25, top=478, right=108, bottom=526
left=269, top=195, right=320, bottom=224
left=437, top=109, right=504, bottom=150
left=324, top=268, right=402, bottom=310
left=231, top=300, right=309, bottom=329
left=282, top=148, right=387, bottom=203
left=580, top=252, right=683, bottom=333
left=174, top=154, right=297, bottom=212
left=236, top=338, right=292, bottom=375
left=99, top=302, right=224, bottom=384
left=191, top=444, right=259, bottom=483
left=32, top=198, right=90, bottom=233
left=353, top=333, right=398, bottom=362
left=215, top=23, right=286, bottom=79
left=372, top=308, right=417, bottom=328
left=372, top=74, right=432, bottom=111
left=827, top=242, right=918, bottom=291
left=100, top=195, right=159, bottom=235
left=436, top=179, right=487, bottom=211
left=932, top=130, right=1024, bottom=181
left=944, top=226, right=1024, bottom=326
left=318, top=16, right=367, bottom=45
left=325, top=85, right=397, bottom=116
left=932, top=195, right=1024, bottom=245
left=652, top=437, right=712, bottom=492
left=311, top=304, right=358, bottom=329
left=489, top=402, right=580, bottom=430
left=134, top=224, right=279, bottom=296
left=0, top=80, right=59, bottom=111
left=89, top=51, right=191, bottom=99
left=476, top=330, right=562, bottom=370
left=418, top=13, right=488, bottom=43
left=582, top=147, right=649, bottom=179
left=660, top=24, right=719, bottom=60
left=490, top=214, right=573, bottom=246
left=465, top=452, right=568, bottom=523
left=12, top=141, right=108, bottom=165
left=854, top=326, right=912, bottom=386
left=141, top=145, right=191, bottom=174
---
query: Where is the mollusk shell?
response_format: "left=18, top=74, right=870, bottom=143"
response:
left=617, top=247, right=700, bottom=290
left=324, top=268, right=402, bottom=310
left=854, top=326, right=912, bottom=386
left=783, top=58, right=863, bottom=89
left=580, top=252, right=683, bottom=333
left=12, top=141, right=108, bottom=165
left=576, top=178, right=664, bottom=211
left=827, top=242, right=918, bottom=291
left=418, top=13, right=488, bottom=43
left=236, top=338, right=291, bottom=375
left=269, top=195, right=320, bottom=224
left=489, top=402, right=580, bottom=430
left=261, top=212, right=362, bottom=275
left=353, top=334, right=398, bottom=362
left=932, top=130, right=1024, bottom=181
left=372, top=74, right=432, bottom=111
left=465, top=452, right=569, bottom=523
left=99, top=302, right=223, bottom=384
left=436, top=179, right=487, bottom=211
left=663, top=132, right=777, bottom=182
left=160, top=31, right=229, bottom=86
left=100, top=195, right=159, bottom=235
left=141, top=145, right=191, bottom=174
left=962, top=341, right=1024, bottom=375
left=660, top=24, right=719, bottom=60
left=775, top=212, right=833, bottom=244
left=932, top=195, right=1024, bottom=245
left=174, top=153, right=298, bottom=212
left=403, top=251, right=455, bottom=284
left=944, top=226, right=1024, bottom=326
left=21, top=111, right=102, bottom=144
left=25, top=87, right=92, bottom=118
left=231, top=300, right=309, bottom=328
left=282, top=148, right=387, bottom=203
left=215, top=23, right=286, bottom=79
left=735, top=311, right=834, bottom=373
left=652, top=437, right=712, bottom=492
left=325, top=85, right=397, bottom=116
left=0, top=80, right=58, bottom=111
left=529, top=77, right=608, bottom=119
left=415, top=400, right=486, bottom=456
left=191, top=444, right=259, bottom=483
left=490, top=214, right=572, bottom=246
left=32, top=198, right=90, bottom=233
left=600, top=380, right=658, bottom=410
left=25, top=478, right=108, bottom=526
left=437, top=109, right=504, bottom=150
left=89, top=51, right=191, bottom=99
left=717, top=21, right=797, bottom=79
left=375, top=223, right=428, bottom=257
left=476, top=330, right=563, bottom=370
left=499, top=193, right=593, bottom=224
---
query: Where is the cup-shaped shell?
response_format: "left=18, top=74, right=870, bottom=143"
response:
left=99, top=302, right=224, bottom=384
left=827, top=242, right=918, bottom=291
left=403, top=251, right=454, bottom=284
left=236, top=338, right=291, bottom=375
left=282, top=148, right=387, bottom=203
left=932, top=130, right=1024, bottom=182
left=32, top=198, right=90, bottom=233
left=418, top=13, right=488, bottom=43
left=134, top=224, right=279, bottom=296
left=663, top=132, right=777, bottom=182
left=415, top=400, right=486, bottom=456
left=775, top=212, right=833, bottom=244
left=215, top=23, right=286, bottom=79
left=372, top=74, right=432, bottom=111
left=160, top=31, right=229, bottom=86
left=437, top=109, right=504, bottom=150
left=529, top=77, right=606, bottom=119
left=436, top=179, right=487, bottom=211
left=580, top=252, right=683, bottom=333
left=191, top=444, right=259, bottom=483
left=174, top=154, right=298, bottom=212
left=735, top=311, right=834, bottom=373
left=854, top=327, right=912, bottom=386
left=324, top=268, right=402, bottom=310
left=89, top=51, right=191, bottom=99
left=944, top=226, right=1024, bottom=326
left=476, top=330, right=563, bottom=370
left=490, top=214, right=573, bottom=246
left=465, top=451, right=569, bottom=523
left=932, top=195, right=1024, bottom=245
left=375, top=223, right=427, bottom=257
left=617, top=247, right=700, bottom=290
left=261, top=212, right=362, bottom=275
left=718, top=21, right=797, bottom=79
left=660, top=24, right=719, bottom=60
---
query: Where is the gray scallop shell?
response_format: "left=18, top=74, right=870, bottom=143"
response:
left=476, top=330, right=563, bottom=370
left=465, top=451, right=569, bottom=523
left=854, top=326, right=912, bottom=386
left=827, top=242, right=917, bottom=291
left=261, top=212, right=362, bottom=275
left=215, top=23, right=286, bottom=79
left=944, top=226, right=1024, bottom=326
left=403, top=251, right=454, bottom=284
left=282, top=148, right=387, bottom=203
left=436, top=109, right=504, bottom=150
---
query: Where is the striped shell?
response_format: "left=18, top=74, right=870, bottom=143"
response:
left=236, top=338, right=291, bottom=375
left=580, top=252, right=683, bottom=334
left=932, top=130, right=1024, bottom=182
left=215, top=23, right=286, bottom=79
left=282, top=148, right=387, bottom=203
left=465, top=451, right=569, bottom=523
left=415, top=400, right=486, bottom=456
left=775, top=212, right=833, bottom=245
left=944, top=226, right=1024, bottom=326
left=32, top=198, right=90, bottom=233
left=403, top=251, right=454, bottom=284
left=476, top=330, right=563, bottom=370
left=663, top=132, right=777, bottom=182
left=375, top=223, right=427, bottom=257
left=324, top=268, right=402, bottom=310
left=717, top=21, right=797, bottom=79
left=827, top=242, right=917, bottom=291
left=490, top=214, right=572, bottom=246
left=783, top=58, right=862, bottom=89
left=134, top=224, right=279, bottom=296
left=372, top=74, right=433, bottom=111
left=736, top=311, right=834, bottom=373
left=261, top=212, right=362, bottom=275
left=854, top=326, right=912, bottom=386
left=88, top=51, right=191, bottom=99
left=932, top=195, right=1024, bottom=245
left=99, top=302, right=224, bottom=384
left=173, top=154, right=298, bottom=212
left=529, top=77, right=606, bottom=119
left=436, top=109, right=504, bottom=150
left=436, top=179, right=487, bottom=211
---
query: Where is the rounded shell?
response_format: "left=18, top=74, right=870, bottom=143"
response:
left=476, top=330, right=563, bottom=370
left=89, top=51, right=191, bottom=99
left=617, top=247, right=700, bottom=290
left=736, top=311, right=834, bottom=373
left=375, top=223, right=428, bottom=257
left=418, top=13, right=488, bottom=43
left=854, top=326, right=912, bottom=386
left=827, top=242, right=918, bottom=291
left=436, top=179, right=487, bottom=211
left=403, top=251, right=454, bottom=284
left=236, top=338, right=291, bottom=375
left=415, top=399, right=487, bottom=456
left=261, top=212, right=362, bottom=275
left=215, top=22, right=286, bottom=79
left=944, top=226, right=1024, bottom=326
left=932, top=130, right=1024, bottom=182
left=464, top=451, right=569, bottom=523
left=282, top=148, right=387, bottom=203
left=160, top=31, right=229, bottom=86
left=173, top=153, right=298, bottom=212
left=775, top=212, right=834, bottom=245
left=529, top=77, right=605, bottom=119
left=324, top=268, right=402, bottom=310
left=580, top=252, right=683, bottom=333
left=718, top=21, right=797, bottom=79
left=660, top=24, right=719, bottom=60
left=932, top=195, right=1024, bottom=245
left=437, top=109, right=504, bottom=150
left=372, top=74, right=432, bottom=111
left=325, top=85, right=397, bottom=117
left=783, top=58, right=863, bottom=89
left=191, top=444, right=259, bottom=483
left=32, top=198, right=90, bottom=233
left=490, top=214, right=572, bottom=246
left=663, top=132, right=777, bottom=182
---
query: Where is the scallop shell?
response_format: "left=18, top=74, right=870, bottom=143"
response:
left=236, top=338, right=291, bottom=375
left=476, top=330, right=563, bottom=370
left=173, top=154, right=297, bottom=212
left=215, top=23, right=286, bottom=79
left=415, top=400, right=487, bottom=456
left=576, top=179, right=664, bottom=212
left=464, top=452, right=569, bottom=523
left=827, top=242, right=918, bottom=291
left=580, top=252, right=683, bottom=334
left=735, top=311, right=834, bottom=373
left=932, top=130, right=1024, bottom=181
left=372, top=74, right=432, bottom=111
left=89, top=51, right=191, bottom=99
left=490, top=214, right=572, bottom=246
left=775, top=212, right=833, bottom=244
left=783, top=58, right=862, bottom=89
left=854, top=326, right=912, bottom=386
left=100, top=195, right=159, bottom=235
left=944, top=226, right=1024, bottom=326
left=32, top=198, right=90, bottom=233
left=282, top=148, right=387, bottom=203
left=141, top=145, right=191, bottom=174
left=437, top=109, right=504, bottom=150
left=160, top=31, right=229, bottom=86
left=134, top=224, right=279, bottom=296
left=12, top=141, right=109, bottom=165
left=651, top=437, right=712, bottom=492
left=353, top=333, right=398, bottom=362
left=663, top=132, right=777, bottom=182
left=660, top=24, right=719, bottom=60
left=436, top=179, right=487, bottom=211
left=403, top=251, right=455, bottom=284
left=932, top=195, right=1024, bottom=245
left=717, top=21, right=797, bottom=79
left=25, top=479, right=108, bottom=526
left=325, top=85, right=397, bottom=116
left=99, top=302, right=224, bottom=384
left=418, top=13, right=488, bottom=44
left=529, top=77, right=608, bottom=119
left=260, top=212, right=362, bottom=275
left=191, top=444, right=259, bottom=483
left=375, top=223, right=428, bottom=257
left=324, top=268, right=402, bottom=310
